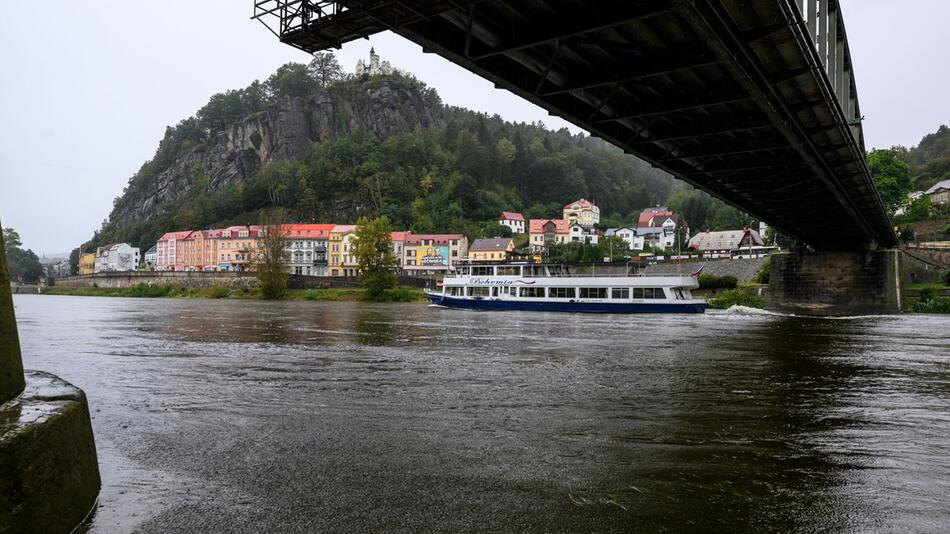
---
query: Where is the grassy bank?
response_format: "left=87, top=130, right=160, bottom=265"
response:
left=41, top=284, right=426, bottom=303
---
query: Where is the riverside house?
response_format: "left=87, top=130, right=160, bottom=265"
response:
left=402, top=234, right=467, bottom=275
left=328, top=225, right=357, bottom=276
left=498, top=211, right=525, bottom=234
left=217, top=226, right=261, bottom=272
left=156, top=230, right=192, bottom=271
left=94, top=243, right=140, bottom=273
left=468, top=238, right=515, bottom=262
left=283, top=223, right=335, bottom=276
left=79, top=252, right=96, bottom=275
left=529, top=219, right=569, bottom=251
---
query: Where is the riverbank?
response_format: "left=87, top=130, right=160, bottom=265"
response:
left=40, top=284, right=426, bottom=303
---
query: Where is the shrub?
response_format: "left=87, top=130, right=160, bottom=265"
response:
left=911, top=297, right=950, bottom=314
left=127, top=283, right=172, bottom=298
left=917, top=284, right=942, bottom=303
left=754, top=258, right=771, bottom=284
left=698, top=273, right=738, bottom=290
left=380, top=286, right=419, bottom=302
left=940, top=225, right=950, bottom=235
left=207, top=285, right=230, bottom=299
left=708, top=289, right=766, bottom=310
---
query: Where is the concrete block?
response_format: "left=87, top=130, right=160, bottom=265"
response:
left=0, top=371, right=101, bottom=534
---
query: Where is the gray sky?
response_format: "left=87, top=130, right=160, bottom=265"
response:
left=1, top=0, right=947, bottom=255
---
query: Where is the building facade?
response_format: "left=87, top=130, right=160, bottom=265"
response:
left=498, top=211, right=525, bottom=234
left=78, top=253, right=96, bottom=275
left=156, top=231, right=192, bottom=271
left=217, top=226, right=260, bottom=272
left=569, top=223, right=599, bottom=244
left=94, top=243, right=140, bottom=273
left=605, top=227, right=645, bottom=251
left=926, top=179, right=950, bottom=208
left=403, top=234, right=467, bottom=274
left=354, top=47, right=394, bottom=76
left=563, top=199, right=600, bottom=228
left=143, top=246, right=157, bottom=270
left=529, top=219, right=569, bottom=251
left=328, top=225, right=357, bottom=276
left=688, top=229, right=767, bottom=258
left=468, top=238, right=514, bottom=262
left=284, top=224, right=334, bottom=276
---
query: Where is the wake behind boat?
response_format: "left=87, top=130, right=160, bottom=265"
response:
left=425, top=262, right=706, bottom=313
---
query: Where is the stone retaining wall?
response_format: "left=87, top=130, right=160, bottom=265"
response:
left=768, top=250, right=901, bottom=315
left=644, top=256, right=768, bottom=282
left=52, top=272, right=432, bottom=290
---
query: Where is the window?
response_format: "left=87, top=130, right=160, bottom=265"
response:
left=549, top=287, right=575, bottom=298
left=451, top=250, right=458, bottom=257
left=497, top=266, right=520, bottom=276
left=491, top=287, right=499, bottom=297
left=579, top=288, right=607, bottom=299
left=633, top=288, right=665, bottom=299
left=472, top=266, right=494, bottom=276
left=468, top=287, right=490, bottom=297
left=611, top=288, right=630, bottom=299
left=519, top=287, right=544, bottom=298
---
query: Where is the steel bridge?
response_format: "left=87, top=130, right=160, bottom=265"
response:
left=253, top=0, right=895, bottom=249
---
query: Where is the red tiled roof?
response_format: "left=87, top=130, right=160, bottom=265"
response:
left=158, top=231, right=193, bottom=242
left=390, top=231, right=409, bottom=241
left=331, top=224, right=357, bottom=234
left=528, top=219, right=569, bottom=234
left=281, top=223, right=336, bottom=238
left=563, top=199, right=593, bottom=209
left=638, top=210, right=674, bottom=227
left=499, top=211, right=525, bottom=221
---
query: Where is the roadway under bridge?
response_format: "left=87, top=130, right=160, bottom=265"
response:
left=253, top=0, right=895, bottom=250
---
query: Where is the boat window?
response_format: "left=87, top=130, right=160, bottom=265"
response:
left=674, top=288, right=685, bottom=300
left=519, top=287, right=545, bottom=298
left=471, top=266, right=494, bottom=276
left=633, top=288, right=664, bottom=299
left=499, top=266, right=521, bottom=276
left=549, top=287, right=576, bottom=298
left=579, top=288, right=607, bottom=299
left=491, top=287, right=499, bottom=297
left=524, top=266, right=546, bottom=277
left=611, top=288, right=630, bottom=299
left=468, top=287, right=490, bottom=297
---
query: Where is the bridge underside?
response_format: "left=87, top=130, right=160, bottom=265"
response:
left=256, top=0, right=895, bottom=249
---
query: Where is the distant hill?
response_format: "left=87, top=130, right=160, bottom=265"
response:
left=84, top=60, right=683, bottom=252
left=898, top=124, right=950, bottom=191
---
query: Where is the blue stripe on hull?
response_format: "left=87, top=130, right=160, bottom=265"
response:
left=425, top=294, right=706, bottom=314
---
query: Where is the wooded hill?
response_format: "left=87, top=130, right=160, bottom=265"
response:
left=85, top=58, right=755, bottom=254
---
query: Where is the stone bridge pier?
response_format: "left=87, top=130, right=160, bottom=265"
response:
left=768, top=249, right=905, bottom=315
left=0, top=218, right=100, bottom=533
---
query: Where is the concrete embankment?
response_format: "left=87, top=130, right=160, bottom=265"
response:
left=644, top=256, right=768, bottom=282
left=53, top=271, right=430, bottom=289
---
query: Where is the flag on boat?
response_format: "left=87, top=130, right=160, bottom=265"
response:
left=690, top=264, right=705, bottom=278
left=436, top=281, right=444, bottom=286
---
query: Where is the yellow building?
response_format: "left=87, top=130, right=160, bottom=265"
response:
left=468, top=238, right=514, bottom=262
left=563, top=199, right=600, bottom=228
left=79, top=252, right=96, bottom=275
left=328, top=225, right=357, bottom=276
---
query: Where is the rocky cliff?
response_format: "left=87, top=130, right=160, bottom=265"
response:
left=109, top=76, right=443, bottom=227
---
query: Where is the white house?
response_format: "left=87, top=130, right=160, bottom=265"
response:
left=498, top=211, right=525, bottom=234
left=94, top=243, right=140, bottom=273
left=143, top=246, right=157, bottom=270
left=636, top=227, right=675, bottom=250
left=569, top=223, right=599, bottom=244
left=604, top=227, right=644, bottom=251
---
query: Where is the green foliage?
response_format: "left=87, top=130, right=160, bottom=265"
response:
left=667, top=189, right=749, bottom=232
left=352, top=216, right=398, bottom=300
left=944, top=269, right=950, bottom=286
left=380, top=286, right=423, bottom=302
left=253, top=210, right=291, bottom=300
left=698, top=273, right=738, bottom=290
left=904, top=196, right=932, bottom=220
left=546, top=236, right=630, bottom=264
left=3, top=226, right=44, bottom=283
left=708, top=289, right=766, bottom=310
left=754, top=258, right=771, bottom=284
left=911, top=297, right=950, bottom=314
left=868, top=148, right=913, bottom=213
left=917, top=284, right=942, bottom=302
left=266, top=63, right=317, bottom=100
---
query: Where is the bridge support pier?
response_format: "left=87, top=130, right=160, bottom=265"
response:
left=0, top=217, right=100, bottom=533
left=768, top=249, right=902, bottom=315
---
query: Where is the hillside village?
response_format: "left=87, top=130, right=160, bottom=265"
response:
left=68, top=197, right=773, bottom=277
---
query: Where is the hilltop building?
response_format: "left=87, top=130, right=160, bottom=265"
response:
left=926, top=179, right=950, bottom=208
left=569, top=223, right=599, bottom=244
left=563, top=199, right=600, bottom=228
left=355, top=47, right=394, bottom=76
left=498, top=211, right=525, bottom=234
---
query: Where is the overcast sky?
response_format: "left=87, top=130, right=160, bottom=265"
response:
left=1, top=1, right=947, bottom=255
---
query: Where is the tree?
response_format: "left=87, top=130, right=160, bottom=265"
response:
left=351, top=216, right=397, bottom=300
left=252, top=210, right=290, bottom=299
left=266, top=63, right=316, bottom=100
left=904, top=195, right=932, bottom=220
left=308, top=52, right=344, bottom=88
left=2, top=227, right=43, bottom=283
left=868, top=148, right=912, bottom=213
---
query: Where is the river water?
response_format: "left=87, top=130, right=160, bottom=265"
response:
left=10, top=294, right=950, bottom=533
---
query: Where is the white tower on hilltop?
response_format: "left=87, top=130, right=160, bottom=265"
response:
left=355, top=47, right=394, bottom=76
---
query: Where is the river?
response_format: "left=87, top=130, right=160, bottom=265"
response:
left=11, top=294, right=950, bottom=533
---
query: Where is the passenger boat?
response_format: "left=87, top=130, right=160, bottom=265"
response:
left=425, top=262, right=706, bottom=313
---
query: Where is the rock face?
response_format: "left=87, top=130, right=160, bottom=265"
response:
left=109, top=77, right=443, bottom=227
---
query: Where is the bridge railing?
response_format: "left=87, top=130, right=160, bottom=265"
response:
left=252, top=0, right=348, bottom=39
left=790, top=0, right=862, bottom=150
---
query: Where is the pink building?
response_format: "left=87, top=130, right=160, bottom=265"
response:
left=155, top=231, right=193, bottom=271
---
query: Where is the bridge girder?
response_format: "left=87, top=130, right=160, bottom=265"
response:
left=253, top=0, right=895, bottom=250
